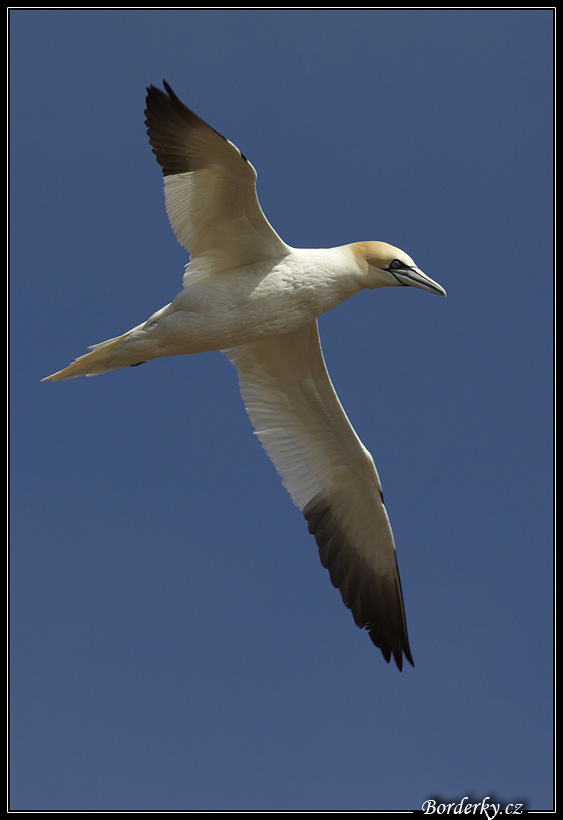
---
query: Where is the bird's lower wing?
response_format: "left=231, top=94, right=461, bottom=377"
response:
left=223, top=321, right=413, bottom=669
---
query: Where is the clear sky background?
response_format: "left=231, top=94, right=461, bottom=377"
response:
left=9, top=8, right=553, bottom=812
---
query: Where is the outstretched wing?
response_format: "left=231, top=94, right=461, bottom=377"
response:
left=145, top=82, right=290, bottom=274
left=224, top=321, right=414, bottom=669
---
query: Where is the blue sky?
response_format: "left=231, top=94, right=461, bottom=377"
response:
left=10, top=8, right=553, bottom=812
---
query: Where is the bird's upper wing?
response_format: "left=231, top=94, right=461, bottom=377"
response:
left=223, top=321, right=414, bottom=669
left=144, top=82, right=290, bottom=274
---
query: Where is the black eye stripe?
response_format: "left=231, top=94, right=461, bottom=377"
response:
left=388, top=259, right=410, bottom=271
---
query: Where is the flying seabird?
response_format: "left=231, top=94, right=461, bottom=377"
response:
left=43, top=81, right=446, bottom=669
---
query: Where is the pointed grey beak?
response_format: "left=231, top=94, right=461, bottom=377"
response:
left=390, top=265, right=447, bottom=297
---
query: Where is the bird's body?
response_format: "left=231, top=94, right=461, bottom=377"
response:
left=47, top=246, right=368, bottom=376
left=43, top=82, right=446, bottom=669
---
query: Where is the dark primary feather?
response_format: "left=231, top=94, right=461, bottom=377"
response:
left=303, top=493, right=414, bottom=670
left=144, top=80, right=233, bottom=177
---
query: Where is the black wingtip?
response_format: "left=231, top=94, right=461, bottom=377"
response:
left=145, top=80, right=174, bottom=103
left=303, top=494, right=415, bottom=672
left=371, top=632, right=414, bottom=671
left=162, top=79, right=175, bottom=98
left=395, top=648, right=415, bottom=672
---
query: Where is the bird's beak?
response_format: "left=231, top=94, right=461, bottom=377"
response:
left=391, top=266, right=447, bottom=297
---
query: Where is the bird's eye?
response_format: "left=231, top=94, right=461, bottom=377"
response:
left=389, top=259, right=404, bottom=270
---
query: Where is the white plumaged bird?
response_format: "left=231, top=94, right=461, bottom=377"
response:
left=43, top=81, right=446, bottom=669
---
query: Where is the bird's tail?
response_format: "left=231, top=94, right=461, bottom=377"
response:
left=42, top=330, right=142, bottom=382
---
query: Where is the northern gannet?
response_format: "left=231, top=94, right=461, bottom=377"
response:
left=43, top=81, right=446, bottom=669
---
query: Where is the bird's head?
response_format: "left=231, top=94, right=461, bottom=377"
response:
left=349, top=241, right=446, bottom=296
